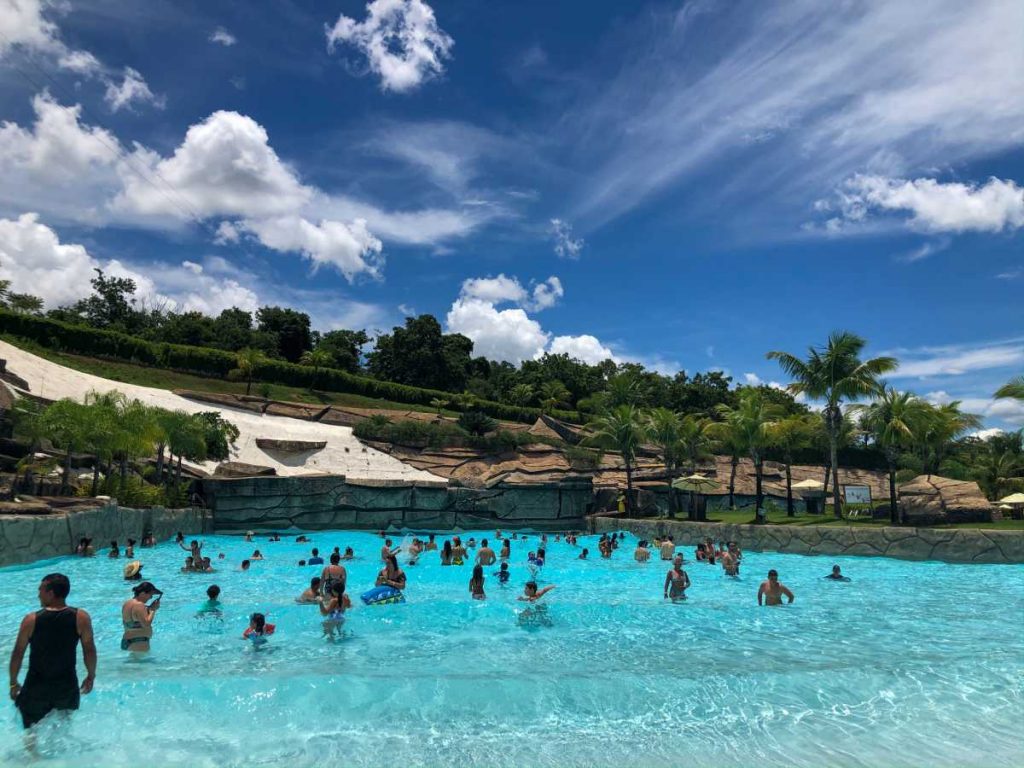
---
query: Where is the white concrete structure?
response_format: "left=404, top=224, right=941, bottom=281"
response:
left=0, top=341, right=446, bottom=484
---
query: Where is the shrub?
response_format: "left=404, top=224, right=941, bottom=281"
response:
left=457, top=410, right=498, bottom=436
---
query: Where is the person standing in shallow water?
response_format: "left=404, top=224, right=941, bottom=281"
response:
left=758, top=569, right=795, bottom=606
left=9, top=573, right=97, bottom=730
left=664, top=555, right=690, bottom=602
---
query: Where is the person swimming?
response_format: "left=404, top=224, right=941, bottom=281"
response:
left=579, top=548, right=589, bottom=560
left=824, top=565, right=851, bottom=582
left=319, top=582, right=350, bottom=640
left=197, top=585, right=222, bottom=617
left=469, top=565, right=486, bottom=600
left=108, top=541, right=119, bottom=558
left=499, top=538, right=511, bottom=560
left=297, top=577, right=322, bottom=603
left=494, top=561, right=510, bottom=584
left=243, top=612, right=275, bottom=647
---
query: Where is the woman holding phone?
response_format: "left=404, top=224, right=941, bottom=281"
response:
left=121, top=581, right=162, bottom=655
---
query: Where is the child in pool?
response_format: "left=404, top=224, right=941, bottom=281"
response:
left=243, top=612, right=275, bottom=645
left=197, top=585, right=223, bottom=616
left=494, top=562, right=510, bottom=584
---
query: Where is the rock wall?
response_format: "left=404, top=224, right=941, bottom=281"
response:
left=201, top=475, right=594, bottom=531
left=0, top=505, right=209, bottom=567
left=592, top=517, right=1024, bottom=565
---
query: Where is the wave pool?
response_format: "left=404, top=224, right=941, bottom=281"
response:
left=1, top=530, right=1022, bottom=767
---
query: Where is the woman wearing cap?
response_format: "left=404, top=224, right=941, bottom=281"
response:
left=121, top=581, right=161, bottom=654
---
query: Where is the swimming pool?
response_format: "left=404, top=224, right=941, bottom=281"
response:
left=1, top=531, right=1022, bottom=768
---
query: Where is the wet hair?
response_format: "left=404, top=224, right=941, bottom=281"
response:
left=581, top=548, right=589, bottom=556
left=132, top=581, right=158, bottom=596
left=503, top=538, right=510, bottom=547
left=312, top=548, right=319, bottom=556
left=310, top=577, right=322, bottom=589
left=252, top=550, right=261, bottom=557
left=386, top=554, right=399, bottom=571
left=250, top=613, right=266, bottom=633
left=428, top=533, right=435, bottom=541
left=298, top=560, right=306, bottom=566
left=443, top=540, right=453, bottom=557
left=330, top=553, right=341, bottom=565
left=241, top=560, right=251, bottom=569
left=41, top=573, right=71, bottom=599
left=537, top=548, right=546, bottom=560
left=524, top=581, right=538, bottom=593
left=768, top=569, right=778, bottom=579
left=481, top=539, right=488, bottom=547
left=127, top=538, right=136, bottom=546
left=344, top=547, right=353, bottom=555
left=471, top=564, right=483, bottom=580
left=832, top=565, right=841, bottom=573
left=110, top=540, right=118, bottom=548
left=331, top=581, right=345, bottom=598
left=499, top=561, right=508, bottom=571
left=207, top=585, right=220, bottom=599
left=385, top=539, right=392, bottom=546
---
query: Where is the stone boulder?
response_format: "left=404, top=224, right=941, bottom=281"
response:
left=173, top=390, right=265, bottom=413
left=264, top=402, right=330, bottom=421
left=255, top=438, right=326, bottom=453
left=213, top=461, right=277, bottom=478
left=899, top=475, right=993, bottom=525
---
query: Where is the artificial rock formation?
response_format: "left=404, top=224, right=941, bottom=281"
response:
left=898, top=475, right=993, bottom=525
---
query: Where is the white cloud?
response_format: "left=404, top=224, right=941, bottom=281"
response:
left=242, top=216, right=383, bottom=282
left=117, top=110, right=310, bottom=219
left=832, top=175, right=1024, bottom=233
left=743, top=372, right=761, bottom=385
left=550, top=218, right=583, bottom=259
left=209, top=28, right=237, bottom=46
left=890, top=340, right=1024, bottom=378
left=0, top=212, right=101, bottom=306
left=398, top=303, right=415, bottom=316
left=548, top=335, right=614, bottom=365
left=445, top=297, right=549, bottom=364
left=996, top=267, right=1021, bottom=280
left=530, top=276, right=564, bottom=311
left=213, top=220, right=240, bottom=245
left=971, top=428, right=1005, bottom=441
left=898, top=239, right=950, bottom=263
left=460, top=274, right=527, bottom=305
left=0, top=0, right=58, bottom=55
left=565, top=1, right=1024, bottom=230
left=57, top=49, right=102, bottom=75
left=925, top=390, right=1024, bottom=429
left=104, top=68, right=164, bottom=112
left=326, top=0, right=453, bottom=93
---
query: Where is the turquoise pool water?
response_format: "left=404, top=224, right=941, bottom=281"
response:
left=1, top=531, right=1022, bottom=768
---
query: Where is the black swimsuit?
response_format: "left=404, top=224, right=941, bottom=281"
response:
left=16, top=608, right=81, bottom=728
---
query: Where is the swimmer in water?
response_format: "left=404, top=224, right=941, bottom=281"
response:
left=240, top=560, right=251, bottom=572
left=578, top=548, right=589, bottom=560
left=342, top=547, right=355, bottom=560
left=250, top=550, right=264, bottom=561
left=824, top=565, right=851, bottom=582
left=425, top=534, right=438, bottom=551
left=197, top=585, right=222, bottom=616
left=634, top=540, right=651, bottom=563
left=319, top=582, right=350, bottom=640
left=518, top=581, right=555, bottom=603
left=242, top=613, right=275, bottom=647
left=758, top=569, right=794, bottom=606
left=499, top=538, right=510, bottom=560
left=664, top=555, right=690, bottom=602
left=376, top=556, right=407, bottom=591
left=108, top=541, right=119, bottom=558
left=494, top=561, right=510, bottom=584
left=321, top=553, right=347, bottom=595
left=476, top=539, right=496, bottom=566
left=720, top=548, right=739, bottom=577
left=469, top=565, right=486, bottom=600
left=297, top=577, right=322, bottom=603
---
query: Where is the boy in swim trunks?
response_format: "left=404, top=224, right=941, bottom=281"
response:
left=758, top=570, right=794, bottom=606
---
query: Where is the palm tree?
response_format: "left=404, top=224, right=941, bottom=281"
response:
left=711, top=390, right=784, bottom=522
left=81, top=391, right=120, bottom=496
left=164, top=411, right=208, bottom=495
left=429, top=397, right=449, bottom=416
left=113, top=397, right=159, bottom=490
left=299, top=348, right=333, bottom=390
left=235, top=348, right=267, bottom=396
left=853, top=388, right=931, bottom=524
left=770, top=414, right=817, bottom=517
left=995, top=377, right=1024, bottom=401
left=917, top=401, right=983, bottom=473
left=508, top=383, right=535, bottom=407
left=768, top=332, right=897, bottom=518
left=647, top=408, right=682, bottom=518
left=39, top=399, right=90, bottom=495
left=971, top=447, right=1024, bottom=501
left=586, top=405, right=646, bottom=515
left=539, top=380, right=571, bottom=414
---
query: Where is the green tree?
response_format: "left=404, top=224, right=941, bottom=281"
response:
left=916, top=401, right=982, bottom=473
left=316, top=329, right=369, bottom=373
left=163, top=411, right=208, bottom=493
left=457, top=411, right=498, bottom=436
left=156, top=311, right=216, bottom=347
left=852, top=388, right=931, bottom=523
left=646, top=408, right=683, bottom=518
left=429, top=397, right=449, bottom=415
left=367, top=315, right=473, bottom=392
left=38, top=399, right=90, bottom=494
left=81, top=391, right=121, bottom=495
left=586, top=405, right=646, bottom=515
left=971, top=447, right=1024, bottom=500
left=769, top=414, right=817, bottom=517
left=195, top=412, right=240, bottom=462
left=768, top=331, right=897, bottom=518
left=65, top=269, right=142, bottom=332
left=211, top=308, right=254, bottom=351
left=234, top=348, right=266, bottom=396
left=508, top=383, right=535, bottom=407
left=299, top=348, right=334, bottom=389
left=539, top=380, right=571, bottom=414
left=711, top=389, right=785, bottom=522
left=256, top=306, right=313, bottom=362
left=995, top=377, right=1024, bottom=401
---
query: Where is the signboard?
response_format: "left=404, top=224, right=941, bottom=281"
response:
left=843, top=485, right=872, bottom=505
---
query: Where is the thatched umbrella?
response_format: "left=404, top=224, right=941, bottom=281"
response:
left=997, top=492, right=1024, bottom=504
left=672, top=473, right=720, bottom=520
left=792, top=478, right=825, bottom=490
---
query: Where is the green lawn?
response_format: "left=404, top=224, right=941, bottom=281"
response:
left=1, top=336, right=460, bottom=416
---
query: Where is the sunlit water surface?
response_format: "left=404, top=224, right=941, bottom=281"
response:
left=1, top=531, right=1022, bottom=768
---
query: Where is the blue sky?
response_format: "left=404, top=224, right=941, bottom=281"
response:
left=0, top=0, right=1021, bottom=429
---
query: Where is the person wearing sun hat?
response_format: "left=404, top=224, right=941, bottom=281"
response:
left=123, top=561, right=144, bottom=581
left=121, top=581, right=162, bottom=654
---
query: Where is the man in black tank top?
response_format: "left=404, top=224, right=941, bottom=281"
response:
left=9, top=573, right=97, bottom=729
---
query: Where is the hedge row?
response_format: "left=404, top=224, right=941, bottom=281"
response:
left=0, top=311, right=581, bottom=425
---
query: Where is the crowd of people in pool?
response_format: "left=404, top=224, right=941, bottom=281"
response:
left=8, top=528, right=853, bottom=731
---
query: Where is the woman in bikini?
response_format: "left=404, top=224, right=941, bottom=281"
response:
left=663, top=556, right=690, bottom=602
left=469, top=565, right=486, bottom=600
left=319, top=582, right=351, bottom=639
left=121, top=581, right=161, bottom=654
left=376, top=556, right=407, bottom=591
left=440, top=540, right=454, bottom=566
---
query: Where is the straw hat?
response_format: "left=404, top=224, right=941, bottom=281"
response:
left=123, top=561, right=143, bottom=579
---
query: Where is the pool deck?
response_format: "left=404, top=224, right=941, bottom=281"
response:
left=592, top=516, right=1024, bottom=564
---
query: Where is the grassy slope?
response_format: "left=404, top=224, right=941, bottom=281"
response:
left=1, top=336, right=459, bottom=416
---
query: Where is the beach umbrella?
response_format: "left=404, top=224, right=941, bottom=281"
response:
left=997, top=504, right=1012, bottom=510
left=792, top=478, right=825, bottom=490
left=672, top=473, right=720, bottom=492
left=997, top=493, right=1024, bottom=504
